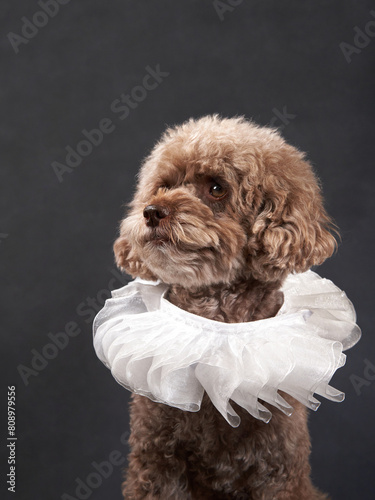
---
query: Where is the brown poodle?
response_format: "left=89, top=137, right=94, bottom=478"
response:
left=113, top=115, right=337, bottom=499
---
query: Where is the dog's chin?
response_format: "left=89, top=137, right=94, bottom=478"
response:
left=137, top=241, right=242, bottom=288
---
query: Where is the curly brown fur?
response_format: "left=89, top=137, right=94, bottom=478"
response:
left=114, top=115, right=336, bottom=499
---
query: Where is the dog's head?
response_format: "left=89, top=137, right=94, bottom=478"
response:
left=114, top=116, right=337, bottom=288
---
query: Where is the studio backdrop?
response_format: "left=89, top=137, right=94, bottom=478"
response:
left=1, top=1, right=374, bottom=499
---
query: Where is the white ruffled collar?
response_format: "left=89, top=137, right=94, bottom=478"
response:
left=93, top=271, right=360, bottom=427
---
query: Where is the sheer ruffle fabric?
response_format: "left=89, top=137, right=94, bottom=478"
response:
left=93, top=271, right=360, bottom=427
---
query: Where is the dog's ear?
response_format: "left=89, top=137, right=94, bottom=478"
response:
left=246, top=145, right=338, bottom=282
left=113, top=236, right=156, bottom=281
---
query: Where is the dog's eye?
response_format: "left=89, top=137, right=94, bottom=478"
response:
left=209, top=182, right=227, bottom=199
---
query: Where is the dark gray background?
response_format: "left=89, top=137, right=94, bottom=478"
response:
left=1, top=1, right=374, bottom=499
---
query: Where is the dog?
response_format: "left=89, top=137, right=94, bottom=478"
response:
left=113, top=115, right=337, bottom=499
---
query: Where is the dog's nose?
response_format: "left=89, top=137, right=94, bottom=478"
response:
left=143, top=205, right=169, bottom=227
